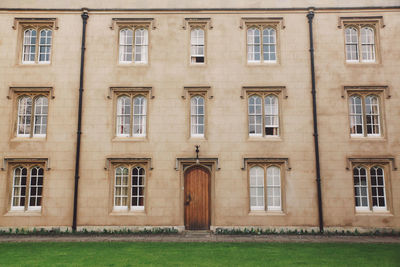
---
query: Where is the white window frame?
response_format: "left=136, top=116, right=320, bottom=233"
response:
left=249, top=164, right=282, bottom=212
left=11, top=165, right=44, bottom=212
left=113, top=164, right=146, bottom=211
left=353, top=165, right=388, bottom=212
left=16, top=95, right=48, bottom=138
left=344, top=25, right=376, bottom=63
left=348, top=94, right=381, bottom=137
left=118, top=27, right=148, bottom=64
left=22, top=27, right=52, bottom=64
left=190, top=28, right=205, bottom=64
left=190, top=95, right=205, bottom=138
left=247, top=26, right=277, bottom=64
left=115, top=94, right=147, bottom=138
left=248, top=94, right=280, bottom=137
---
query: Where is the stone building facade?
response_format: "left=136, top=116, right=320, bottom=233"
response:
left=0, top=0, right=399, bottom=232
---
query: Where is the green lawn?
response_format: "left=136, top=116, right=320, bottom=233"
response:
left=0, top=242, right=399, bottom=266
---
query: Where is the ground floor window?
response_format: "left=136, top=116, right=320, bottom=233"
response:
left=114, top=164, right=146, bottom=211
left=249, top=164, right=282, bottom=211
left=353, top=165, right=388, bottom=212
left=11, top=165, right=44, bottom=211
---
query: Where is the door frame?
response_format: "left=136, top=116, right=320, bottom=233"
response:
left=180, top=162, right=215, bottom=230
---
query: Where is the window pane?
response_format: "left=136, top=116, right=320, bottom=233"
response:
left=361, top=27, right=375, bottom=62
left=191, top=96, right=205, bottom=136
left=353, top=167, right=369, bottom=208
left=365, top=96, right=380, bottom=135
left=247, top=28, right=261, bottom=62
left=17, top=96, right=33, bottom=136
left=116, top=96, right=131, bottom=136
left=263, top=28, right=276, bottom=62
left=345, top=27, right=359, bottom=61
left=12, top=167, right=28, bottom=209
left=264, top=95, right=279, bottom=136
left=38, top=29, right=52, bottom=63
left=133, top=96, right=147, bottom=136
left=23, top=29, right=36, bottom=63
left=132, top=167, right=145, bottom=208
left=248, top=96, right=262, bottom=135
left=250, top=166, right=265, bottom=210
left=33, top=97, right=48, bottom=136
left=267, top=166, right=281, bottom=210
left=370, top=167, right=386, bottom=209
left=349, top=96, right=363, bottom=135
left=114, top=167, right=129, bottom=208
left=134, top=29, right=148, bottom=63
left=119, top=29, right=133, bottom=63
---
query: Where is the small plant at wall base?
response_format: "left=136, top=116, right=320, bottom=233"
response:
left=214, top=227, right=400, bottom=236
left=0, top=227, right=179, bottom=236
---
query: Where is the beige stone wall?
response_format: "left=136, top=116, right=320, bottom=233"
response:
left=0, top=2, right=399, bottom=230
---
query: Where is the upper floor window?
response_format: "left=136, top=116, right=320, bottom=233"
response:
left=353, top=165, right=388, bottom=212
left=247, top=26, right=277, bottom=63
left=119, top=28, right=148, bottom=64
left=114, top=165, right=146, bottom=211
left=116, top=94, right=147, bottom=137
left=250, top=165, right=282, bottom=211
left=190, top=28, right=205, bottom=64
left=22, top=28, right=52, bottom=64
left=190, top=95, right=205, bottom=137
left=17, top=95, right=48, bottom=138
left=345, top=26, right=376, bottom=63
left=11, top=165, right=44, bottom=211
left=349, top=94, right=381, bottom=137
left=248, top=94, right=279, bottom=137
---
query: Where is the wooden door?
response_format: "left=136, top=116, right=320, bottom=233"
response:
left=184, top=166, right=211, bottom=230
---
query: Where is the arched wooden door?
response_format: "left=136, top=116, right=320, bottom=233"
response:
left=184, top=166, right=211, bottom=230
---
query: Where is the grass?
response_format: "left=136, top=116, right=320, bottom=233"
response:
left=0, top=242, right=399, bottom=266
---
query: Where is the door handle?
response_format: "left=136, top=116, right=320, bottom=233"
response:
left=185, top=194, right=192, bottom=205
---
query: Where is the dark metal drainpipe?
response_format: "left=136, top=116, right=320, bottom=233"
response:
left=307, top=10, right=324, bottom=233
left=72, top=9, right=89, bottom=231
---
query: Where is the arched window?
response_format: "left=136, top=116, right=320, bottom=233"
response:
left=132, top=167, right=145, bottom=210
left=361, top=27, right=375, bottom=62
left=22, top=29, right=37, bottom=63
left=345, top=27, right=359, bottom=61
left=16, top=95, right=49, bottom=138
left=250, top=166, right=265, bottom=210
left=248, top=95, right=262, bottom=136
left=370, top=166, right=386, bottom=209
left=38, top=29, right=52, bottom=63
left=33, top=96, right=48, bottom=137
left=262, top=28, right=276, bottom=62
left=116, top=96, right=131, bottom=136
left=348, top=94, right=381, bottom=137
left=133, top=96, right=147, bottom=136
left=264, top=95, right=279, bottom=136
left=266, top=166, right=281, bottom=210
left=11, top=167, right=28, bottom=210
left=353, top=166, right=369, bottom=210
left=134, top=28, right=148, bottom=63
left=190, top=96, right=205, bottom=137
left=28, top=167, right=44, bottom=210
left=365, top=95, right=380, bottom=135
left=349, top=95, right=363, bottom=135
left=190, top=28, right=205, bottom=63
left=119, top=28, right=133, bottom=63
left=114, top=166, right=129, bottom=209
left=17, top=96, right=33, bottom=137
left=247, top=28, right=261, bottom=62
left=353, top=165, right=387, bottom=211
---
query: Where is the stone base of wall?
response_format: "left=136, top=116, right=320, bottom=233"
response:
left=77, top=225, right=186, bottom=232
